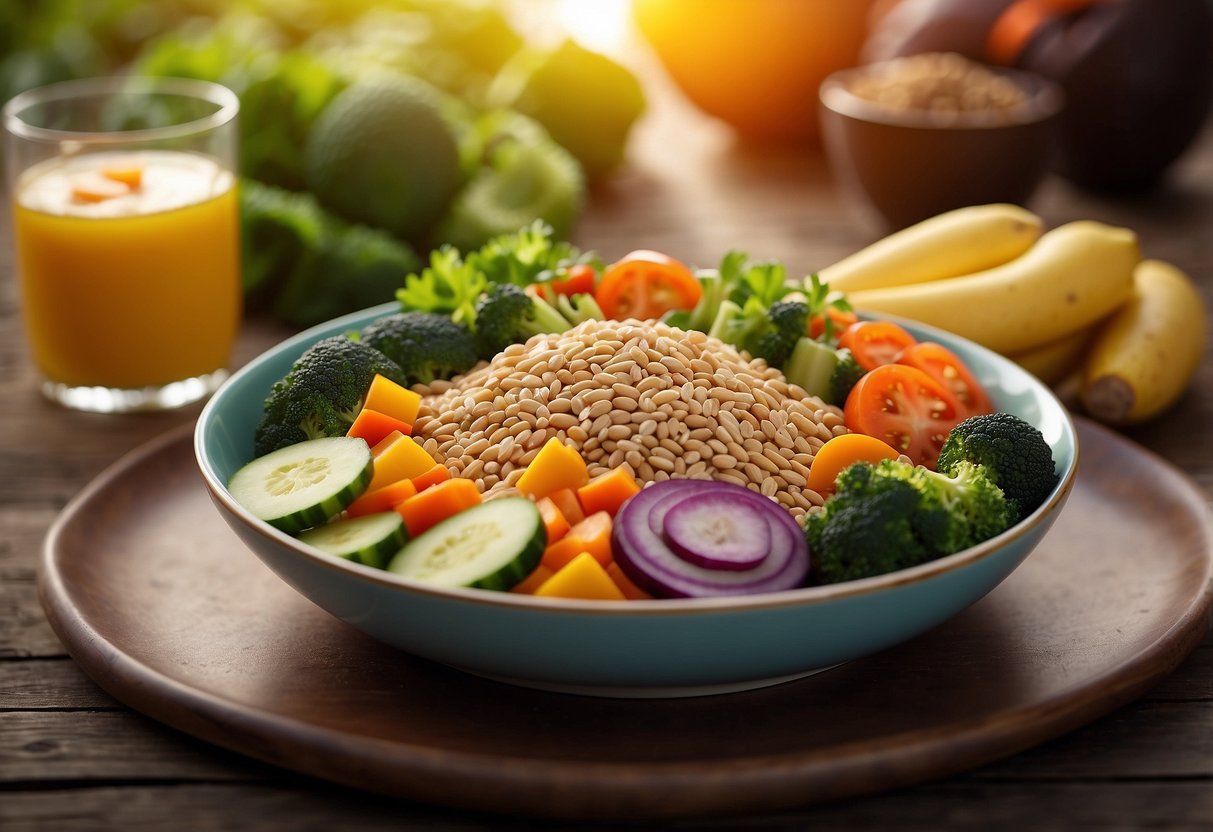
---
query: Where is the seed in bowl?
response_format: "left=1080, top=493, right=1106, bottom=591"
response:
left=846, top=52, right=1031, bottom=123
left=410, top=318, right=849, bottom=522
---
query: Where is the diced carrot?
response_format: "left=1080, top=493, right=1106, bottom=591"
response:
left=396, top=477, right=482, bottom=537
left=100, top=161, right=144, bottom=189
left=347, top=408, right=412, bottom=447
left=345, top=478, right=418, bottom=518
left=541, top=511, right=613, bottom=571
left=576, top=467, right=641, bottom=517
left=606, top=561, right=653, bottom=601
left=547, top=487, right=586, bottom=526
left=535, top=496, right=571, bottom=544
left=411, top=463, right=451, bottom=493
left=370, top=430, right=405, bottom=457
left=806, top=432, right=902, bottom=495
left=69, top=171, right=130, bottom=203
left=534, top=552, right=627, bottom=601
left=516, top=438, right=589, bottom=499
left=368, top=434, right=441, bottom=492
left=362, top=373, right=422, bottom=425
left=510, top=564, right=555, bottom=595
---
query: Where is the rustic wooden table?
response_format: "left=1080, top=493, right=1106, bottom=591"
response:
left=2, top=60, right=1211, bottom=830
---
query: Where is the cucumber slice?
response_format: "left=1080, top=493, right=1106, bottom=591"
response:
left=298, top=512, right=406, bottom=569
left=388, top=497, right=544, bottom=591
left=228, top=436, right=373, bottom=533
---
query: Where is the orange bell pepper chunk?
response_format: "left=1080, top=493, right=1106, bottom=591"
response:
left=345, top=477, right=418, bottom=518
left=547, top=487, right=586, bottom=526
left=511, top=564, right=555, bottom=594
left=411, top=463, right=451, bottom=493
left=534, top=552, right=626, bottom=601
left=368, top=434, right=440, bottom=492
left=395, top=477, right=482, bottom=537
left=576, top=467, right=641, bottom=517
left=347, top=408, right=412, bottom=447
left=362, top=373, right=422, bottom=425
left=516, top=438, right=589, bottom=499
left=535, top=495, right=572, bottom=544
left=541, top=511, right=613, bottom=571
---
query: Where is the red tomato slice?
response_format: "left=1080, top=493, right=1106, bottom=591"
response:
left=897, top=341, right=995, bottom=419
left=808, top=307, right=859, bottom=342
left=837, top=320, right=918, bottom=371
left=843, top=364, right=962, bottom=469
left=596, top=250, right=701, bottom=321
left=535, top=263, right=598, bottom=301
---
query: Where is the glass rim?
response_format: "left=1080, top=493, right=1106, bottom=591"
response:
left=3, top=76, right=239, bottom=145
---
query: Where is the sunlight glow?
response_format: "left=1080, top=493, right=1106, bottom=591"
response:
left=554, top=0, right=634, bottom=53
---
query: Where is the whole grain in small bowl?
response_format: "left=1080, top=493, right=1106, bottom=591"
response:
left=820, top=52, right=1064, bottom=231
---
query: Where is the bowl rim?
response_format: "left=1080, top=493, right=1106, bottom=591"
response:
left=819, top=58, right=1065, bottom=131
left=195, top=305, right=1080, bottom=618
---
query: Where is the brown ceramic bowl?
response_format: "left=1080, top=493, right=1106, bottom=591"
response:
left=819, top=60, right=1064, bottom=231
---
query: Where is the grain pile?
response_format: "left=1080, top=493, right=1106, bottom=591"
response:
left=411, top=319, right=848, bottom=522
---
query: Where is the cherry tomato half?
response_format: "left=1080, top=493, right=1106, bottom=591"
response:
left=596, top=250, right=701, bottom=321
left=897, top=341, right=995, bottom=419
left=837, top=320, right=918, bottom=371
left=843, top=364, right=963, bottom=469
left=808, top=306, right=859, bottom=342
left=535, top=263, right=598, bottom=302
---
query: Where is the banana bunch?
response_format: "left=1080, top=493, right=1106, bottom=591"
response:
left=817, top=204, right=1207, bottom=425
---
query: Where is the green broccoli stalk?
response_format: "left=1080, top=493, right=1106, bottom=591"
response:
left=936, top=412, right=1059, bottom=522
left=554, top=292, right=604, bottom=325
left=805, top=458, right=1014, bottom=584
left=359, top=311, right=479, bottom=387
left=470, top=282, right=571, bottom=359
left=253, top=335, right=406, bottom=456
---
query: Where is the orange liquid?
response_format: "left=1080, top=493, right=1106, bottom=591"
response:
left=13, top=152, right=241, bottom=389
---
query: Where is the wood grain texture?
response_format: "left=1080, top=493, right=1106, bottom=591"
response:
left=32, top=422, right=1211, bottom=820
left=2, top=32, right=1212, bottom=829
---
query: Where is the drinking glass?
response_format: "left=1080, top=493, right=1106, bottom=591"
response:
left=4, top=76, right=241, bottom=412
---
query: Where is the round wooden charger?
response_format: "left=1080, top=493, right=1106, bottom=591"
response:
left=38, top=419, right=1211, bottom=821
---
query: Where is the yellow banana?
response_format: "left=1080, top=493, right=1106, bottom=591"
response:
left=1005, top=326, right=1097, bottom=387
left=846, top=220, right=1140, bottom=355
left=1080, top=259, right=1207, bottom=425
left=816, top=203, right=1044, bottom=293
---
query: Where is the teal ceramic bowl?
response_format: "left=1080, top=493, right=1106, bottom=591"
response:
left=195, top=303, right=1078, bottom=698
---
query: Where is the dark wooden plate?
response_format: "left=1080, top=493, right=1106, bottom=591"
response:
left=37, top=418, right=1212, bottom=821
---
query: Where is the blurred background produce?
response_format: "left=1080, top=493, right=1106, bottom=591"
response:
left=862, top=0, right=1213, bottom=193
left=2, top=0, right=644, bottom=327
left=632, top=0, right=875, bottom=143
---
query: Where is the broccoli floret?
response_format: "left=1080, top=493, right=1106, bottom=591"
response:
left=878, top=459, right=1015, bottom=554
left=936, top=412, right=1059, bottom=522
left=276, top=221, right=421, bottom=328
left=805, top=458, right=1013, bottom=584
left=471, top=282, right=571, bottom=359
left=238, top=179, right=421, bottom=327
left=829, top=348, right=867, bottom=406
left=253, top=335, right=406, bottom=456
left=757, top=300, right=811, bottom=368
left=238, top=179, right=326, bottom=313
left=359, top=311, right=478, bottom=386
left=805, top=462, right=944, bottom=583
left=707, top=297, right=810, bottom=369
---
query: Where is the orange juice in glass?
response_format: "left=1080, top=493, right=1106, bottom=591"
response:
left=4, top=77, right=241, bottom=412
